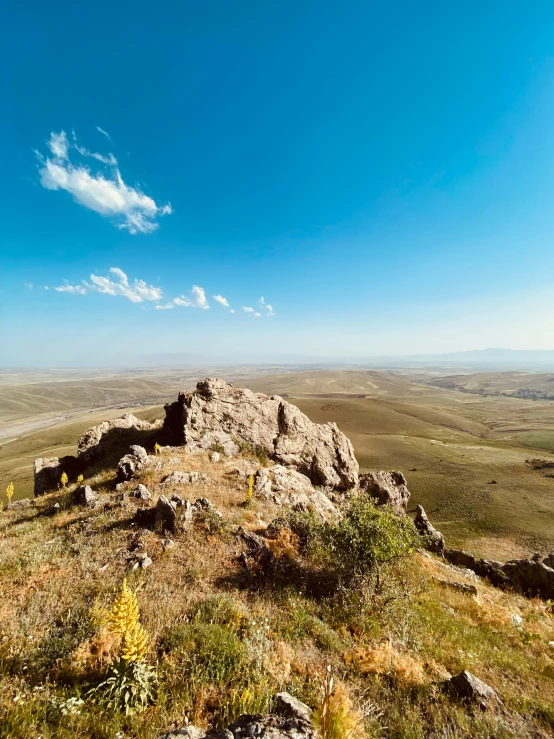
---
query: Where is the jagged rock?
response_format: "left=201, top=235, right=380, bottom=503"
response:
left=358, top=471, right=411, bottom=514
left=253, top=466, right=338, bottom=521
left=77, top=413, right=162, bottom=465
left=194, top=497, right=223, bottom=516
left=162, top=728, right=206, bottom=739
left=544, top=553, right=554, bottom=568
left=136, top=552, right=153, bottom=569
left=501, top=558, right=554, bottom=600
left=171, top=493, right=185, bottom=507
left=443, top=550, right=510, bottom=589
left=132, top=484, right=152, bottom=501
left=156, top=495, right=177, bottom=533
left=6, top=498, right=32, bottom=511
left=116, top=446, right=148, bottom=482
left=161, top=538, right=175, bottom=551
left=33, top=455, right=84, bottom=496
left=74, top=485, right=98, bottom=507
left=161, top=471, right=212, bottom=485
left=414, top=505, right=445, bottom=554
left=213, top=713, right=318, bottom=738
left=273, top=692, right=312, bottom=723
left=197, top=430, right=240, bottom=457
left=209, top=451, right=221, bottom=463
left=444, top=670, right=502, bottom=711
left=240, top=528, right=275, bottom=571
left=163, top=378, right=358, bottom=491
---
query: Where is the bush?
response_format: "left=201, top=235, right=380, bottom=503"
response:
left=159, top=623, right=246, bottom=684
left=189, top=595, right=248, bottom=634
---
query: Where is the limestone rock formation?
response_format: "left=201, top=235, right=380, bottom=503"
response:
left=131, top=484, right=152, bottom=500
left=253, top=465, right=338, bottom=521
left=77, top=414, right=161, bottom=465
left=414, top=504, right=445, bottom=554
left=272, top=692, right=313, bottom=723
left=444, top=549, right=510, bottom=589
left=155, top=495, right=177, bottom=533
left=161, top=471, right=212, bottom=485
left=358, top=471, right=411, bottom=514
left=73, top=485, right=98, bottom=507
left=163, top=379, right=358, bottom=491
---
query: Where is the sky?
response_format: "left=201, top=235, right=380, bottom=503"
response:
left=2, top=0, right=554, bottom=366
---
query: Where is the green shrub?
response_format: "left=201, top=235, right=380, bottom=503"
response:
left=189, top=595, right=248, bottom=633
left=159, top=623, right=246, bottom=684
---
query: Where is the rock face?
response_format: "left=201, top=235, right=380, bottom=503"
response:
left=77, top=414, right=161, bottom=465
left=163, top=379, right=358, bottom=491
left=253, top=466, right=338, bottom=521
left=501, top=558, right=554, bottom=600
left=444, top=670, right=502, bottom=711
left=358, top=471, right=411, bottom=514
left=444, top=549, right=510, bottom=589
left=116, top=446, right=148, bottom=482
left=33, top=455, right=84, bottom=496
left=414, top=505, right=445, bottom=554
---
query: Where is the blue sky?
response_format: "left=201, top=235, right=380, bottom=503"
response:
left=2, top=1, right=554, bottom=366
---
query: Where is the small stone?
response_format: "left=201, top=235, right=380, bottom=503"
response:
left=161, top=538, right=175, bottom=551
left=74, top=485, right=98, bottom=507
left=511, top=613, right=523, bottom=627
left=140, top=555, right=153, bottom=569
left=273, top=691, right=313, bottom=722
left=156, top=495, right=177, bottom=533
left=47, top=502, right=61, bottom=516
left=132, top=484, right=152, bottom=501
left=209, top=451, right=220, bottom=463
left=444, top=670, right=502, bottom=711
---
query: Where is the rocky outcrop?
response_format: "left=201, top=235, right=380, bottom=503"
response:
left=444, top=670, right=502, bottom=711
left=73, top=485, right=98, bottom=507
left=253, top=465, right=338, bottom=521
left=33, top=455, right=84, bottom=496
left=116, top=445, right=148, bottom=482
left=501, top=558, right=554, bottom=600
left=163, top=379, right=358, bottom=491
left=444, top=549, right=510, bottom=589
left=77, top=414, right=161, bottom=465
left=161, top=692, right=317, bottom=738
left=161, top=471, right=212, bottom=486
left=414, top=505, right=445, bottom=554
left=358, top=471, right=410, bottom=514
left=444, top=549, right=554, bottom=599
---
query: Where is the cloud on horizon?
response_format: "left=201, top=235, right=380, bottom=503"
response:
left=34, top=130, right=172, bottom=234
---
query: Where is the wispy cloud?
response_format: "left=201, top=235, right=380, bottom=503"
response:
left=52, top=267, right=162, bottom=303
left=96, top=125, right=113, bottom=144
left=243, top=306, right=261, bottom=317
left=24, top=282, right=34, bottom=290
left=259, top=296, right=275, bottom=316
left=213, top=294, right=230, bottom=309
left=35, top=130, right=172, bottom=234
left=54, top=284, right=88, bottom=295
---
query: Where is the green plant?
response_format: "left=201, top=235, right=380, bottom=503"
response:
left=189, top=595, right=248, bottom=633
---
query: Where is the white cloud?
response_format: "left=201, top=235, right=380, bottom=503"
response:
left=173, top=285, right=209, bottom=309
left=242, top=306, right=255, bottom=313
left=259, top=296, right=275, bottom=316
left=48, top=131, right=69, bottom=160
left=24, top=282, right=33, bottom=290
left=35, top=129, right=171, bottom=234
left=154, top=303, right=174, bottom=310
left=213, top=294, right=230, bottom=309
left=96, top=126, right=113, bottom=144
left=53, top=267, right=162, bottom=303
left=54, top=284, right=87, bottom=295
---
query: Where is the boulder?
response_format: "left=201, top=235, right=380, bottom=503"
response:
left=253, top=466, right=338, bottom=521
left=501, top=558, right=554, bottom=600
left=273, top=692, right=312, bottom=723
left=161, top=713, right=318, bottom=739
left=444, top=670, right=502, bottom=711
left=155, top=495, right=177, bottom=533
left=77, top=413, right=161, bottom=465
left=131, top=484, right=152, bottom=501
left=74, top=485, right=98, bottom=507
left=543, top=553, right=554, bottom=569
left=163, top=379, right=358, bottom=491
left=6, top=498, right=32, bottom=511
left=116, top=446, right=148, bottom=482
left=33, top=455, right=84, bottom=496
left=358, top=471, right=411, bottom=514
left=414, top=505, right=445, bottom=555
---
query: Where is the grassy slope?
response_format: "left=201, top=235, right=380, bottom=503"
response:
left=0, top=447, right=553, bottom=738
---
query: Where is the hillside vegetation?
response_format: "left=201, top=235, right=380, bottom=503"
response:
left=1, top=440, right=554, bottom=738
